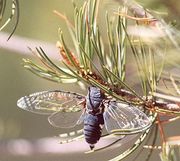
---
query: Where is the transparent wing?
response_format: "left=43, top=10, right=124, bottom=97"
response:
left=17, top=90, right=86, bottom=128
left=17, top=90, right=85, bottom=114
left=48, top=108, right=86, bottom=128
left=103, top=101, right=152, bottom=134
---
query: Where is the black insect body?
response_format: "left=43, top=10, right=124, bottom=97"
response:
left=17, top=86, right=152, bottom=150
left=84, top=87, right=105, bottom=149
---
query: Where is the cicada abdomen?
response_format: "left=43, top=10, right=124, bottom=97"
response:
left=84, top=114, right=104, bottom=150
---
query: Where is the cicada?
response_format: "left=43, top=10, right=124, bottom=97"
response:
left=17, top=86, right=152, bottom=150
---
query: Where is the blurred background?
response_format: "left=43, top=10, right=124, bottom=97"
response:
left=0, top=0, right=180, bottom=161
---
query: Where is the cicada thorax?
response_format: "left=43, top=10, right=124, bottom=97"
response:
left=84, top=86, right=105, bottom=149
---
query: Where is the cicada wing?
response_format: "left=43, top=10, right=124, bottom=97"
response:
left=48, top=108, right=86, bottom=128
left=17, top=90, right=85, bottom=114
left=103, top=101, right=152, bottom=134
